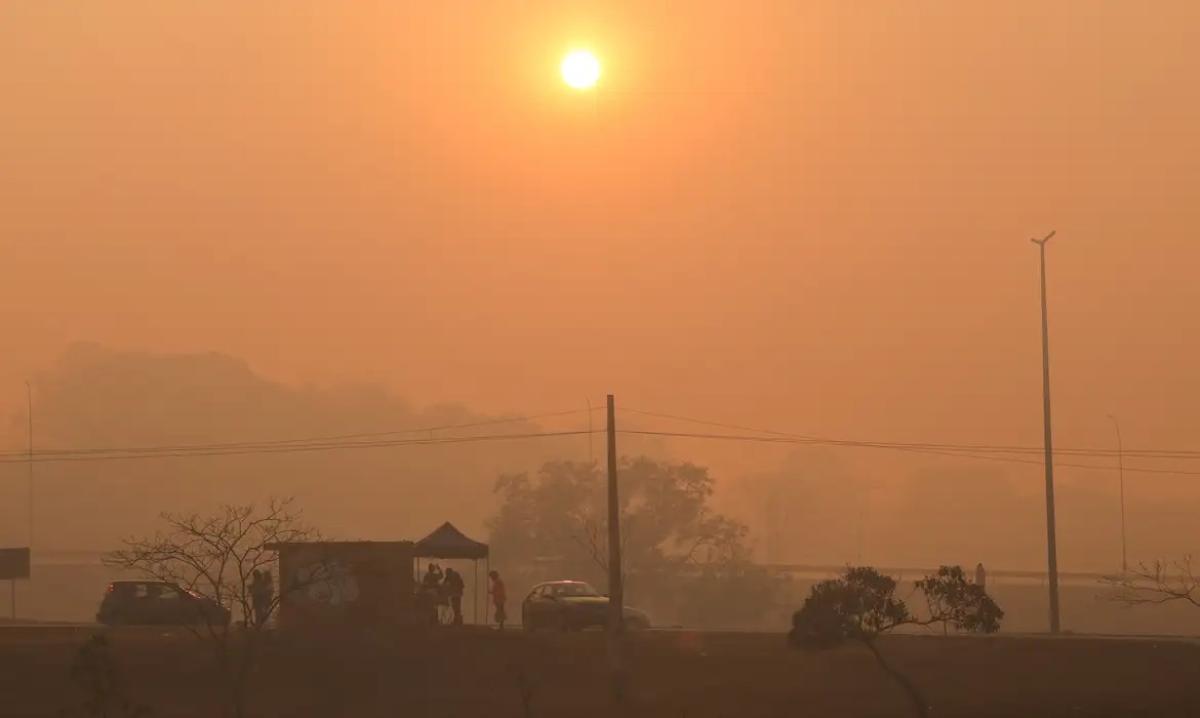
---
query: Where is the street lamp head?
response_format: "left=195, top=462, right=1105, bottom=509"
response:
left=1107, top=413, right=1122, bottom=434
left=1031, top=230, right=1057, bottom=246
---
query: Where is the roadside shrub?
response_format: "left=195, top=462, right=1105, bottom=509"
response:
left=66, top=634, right=151, bottom=718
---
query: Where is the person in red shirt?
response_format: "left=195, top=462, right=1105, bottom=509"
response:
left=488, top=570, right=507, bottom=631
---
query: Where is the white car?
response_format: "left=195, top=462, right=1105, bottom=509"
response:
left=521, top=580, right=651, bottom=631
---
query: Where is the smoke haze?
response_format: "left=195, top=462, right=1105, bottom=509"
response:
left=3, top=2, right=1200, bottom=572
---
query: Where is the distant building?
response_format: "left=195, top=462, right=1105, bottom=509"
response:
left=268, top=541, right=417, bottom=629
left=267, top=522, right=490, bottom=629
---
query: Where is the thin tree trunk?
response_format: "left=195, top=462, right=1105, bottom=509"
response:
left=214, top=647, right=239, bottom=718
left=864, top=640, right=928, bottom=718
left=230, top=630, right=259, bottom=718
left=214, top=634, right=247, bottom=718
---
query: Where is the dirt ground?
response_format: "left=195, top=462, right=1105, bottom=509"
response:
left=2, top=625, right=1199, bottom=718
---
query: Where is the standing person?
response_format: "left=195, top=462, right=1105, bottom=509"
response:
left=249, top=570, right=267, bottom=627
left=420, top=564, right=443, bottom=624
left=431, top=564, right=448, bottom=623
left=443, top=567, right=465, bottom=626
left=488, top=570, right=507, bottom=631
left=256, top=570, right=275, bottom=627
left=975, top=562, right=987, bottom=591
left=248, top=570, right=264, bottom=627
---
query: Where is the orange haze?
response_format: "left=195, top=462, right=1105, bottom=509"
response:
left=2, top=2, right=1200, bottom=571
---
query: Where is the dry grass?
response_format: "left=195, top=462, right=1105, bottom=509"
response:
left=3, top=625, right=1199, bottom=717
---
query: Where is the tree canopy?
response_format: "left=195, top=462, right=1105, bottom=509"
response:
left=488, top=457, right=778, bottom=626
left=916, top=565, right=1004, bottom=634
left=490, top=458, right=749, bottom=578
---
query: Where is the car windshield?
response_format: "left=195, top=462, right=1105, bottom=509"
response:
left=553, top=582, right=599, bottom=597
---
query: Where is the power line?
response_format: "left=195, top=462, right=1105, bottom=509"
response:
left=0, top=407, right=601, bottom=461
left=0, top=430, right=600, bottom=465
left=616, top=429, right=1200, bottom=478
left=617, top=407, right=1200, bottom=460
left=618, top=407, right=819, bottom=440
left=8, top=402, right=1200, bottom=477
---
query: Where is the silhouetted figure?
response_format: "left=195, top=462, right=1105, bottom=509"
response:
left=419, top=564, right=444, bottom=625
left=247, top=571, right=261, bottom=626
left=443, top=567, right=465, bottom=626
left=488, top=570, right=507, bottom=631
left=975, top=562, right=987, bottom=591
left=251, top=570, right=274, bottom=627
left=260, top=571, right=274, bottom=629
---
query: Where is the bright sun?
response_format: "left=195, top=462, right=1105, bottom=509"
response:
left=561, top=50, right=601, bottom=89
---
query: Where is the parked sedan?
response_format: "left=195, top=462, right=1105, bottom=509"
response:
left=97, top=580, right=231, bottom=626
left=521, top=580, right=651, bottom=631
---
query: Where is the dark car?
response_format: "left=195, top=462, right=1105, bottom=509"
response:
left=521, top=580, right=651, bottom=632
left=97, top=580, right=231, bottom=626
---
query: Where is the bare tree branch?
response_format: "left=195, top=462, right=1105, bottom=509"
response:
left=1104, top=556, right=1200, bottom=609
left=103, top=497, right=320, bottom=718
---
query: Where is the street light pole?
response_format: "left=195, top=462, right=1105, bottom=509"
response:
left=26, top=380, right=34, bottom=551
left=1031, top=230, right=1061, bottom=634
left=1108, top=414, right=1128, bottom=574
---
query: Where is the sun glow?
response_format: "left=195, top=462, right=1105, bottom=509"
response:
left=560, top=50, right=601, bottom=90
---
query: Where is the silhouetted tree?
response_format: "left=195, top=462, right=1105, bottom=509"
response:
left=66, top=634, right=150, bottom=718
left=106, top=498, right=323, bottom=718
left=1105, top=555, right=1200, bottom=609
left=916, top=565, right=1004, bottom=634
left=788, top=567, right=928, bottom=715
left=491, top=459, right=747, bottom=574
left=488, top=458, right=780, bottom=625
left=788, top=565, right=1004, bottom=718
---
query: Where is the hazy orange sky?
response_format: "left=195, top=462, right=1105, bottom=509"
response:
left=3, top=2, right=1200, bottom=565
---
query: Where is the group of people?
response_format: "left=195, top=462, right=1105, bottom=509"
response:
left=415, top=564, right=508, bottom=630
left=418, top=563, right=466, bottom=625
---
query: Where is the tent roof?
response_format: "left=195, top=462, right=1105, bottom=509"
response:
left=414, top=521, right=489, bottom=559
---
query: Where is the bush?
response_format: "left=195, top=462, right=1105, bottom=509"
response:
left=788, top=567, right=910, bottom=648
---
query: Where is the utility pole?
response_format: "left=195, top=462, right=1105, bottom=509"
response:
left=605, top=394, right=625, bottom=699
left=1032, top=230, right=1061, bottom=634
left=26, top=380, right=34, bottom=551
left=1108, top=414, right=1128, bottom=574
